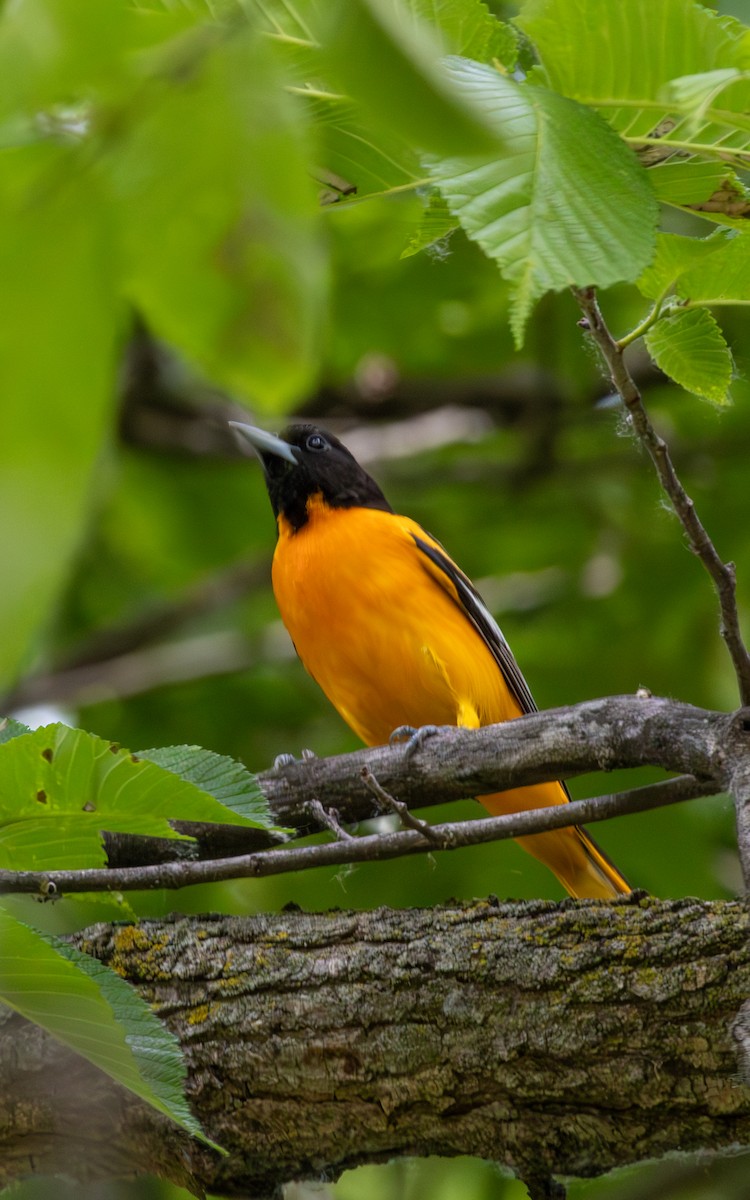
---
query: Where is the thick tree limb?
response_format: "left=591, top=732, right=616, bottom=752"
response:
left=2, top=898, right=749, bottom=1196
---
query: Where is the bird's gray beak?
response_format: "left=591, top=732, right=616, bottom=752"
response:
left=229, top=421, right=299, bottom=466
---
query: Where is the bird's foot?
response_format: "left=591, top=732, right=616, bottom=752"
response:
left=389, top=724, right=449, bottom=760
left=273, top=748, right=317, bottom=771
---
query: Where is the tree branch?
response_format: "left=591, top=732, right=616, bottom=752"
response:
left=256, top=694, right=729, bottom=829
left=572, top=286, right=750, bottom=707
left=0, top=774, right=712, bottom=897
left=0, top=696, right=738, bottom=895
left=2, top=898, right=749, bottom=1195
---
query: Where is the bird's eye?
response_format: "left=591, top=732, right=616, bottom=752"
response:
left=306, top=433, right=328, bottom=452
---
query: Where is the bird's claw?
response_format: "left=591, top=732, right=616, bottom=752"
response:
left=389, top=724, right=418, bottom=745
left=390, top=723, right=444, bottom=760
left=273, top=748, right=317, bottom=771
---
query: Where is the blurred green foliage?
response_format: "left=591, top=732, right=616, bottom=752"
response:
left=1, top=0, right=750, bottom=1197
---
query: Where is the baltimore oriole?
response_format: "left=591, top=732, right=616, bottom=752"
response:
left=232, top=420, right=631, bottom=899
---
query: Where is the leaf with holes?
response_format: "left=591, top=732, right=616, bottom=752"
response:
left=0, top=724, right=276, bottom=872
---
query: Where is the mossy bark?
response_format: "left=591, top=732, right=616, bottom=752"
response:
left=1, top=896, right=749, bottom=1196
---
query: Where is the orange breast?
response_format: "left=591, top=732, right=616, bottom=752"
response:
left=271, top=497, right=523, bottom=747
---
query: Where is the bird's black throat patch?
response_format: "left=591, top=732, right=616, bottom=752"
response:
left=262, top=424, right=393, bottom=532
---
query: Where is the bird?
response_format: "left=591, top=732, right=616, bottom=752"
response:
left=232, top=420, right=631, bottom=899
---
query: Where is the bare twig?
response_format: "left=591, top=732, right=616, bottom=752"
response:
left=573, top=286, right=750, bottom=706
left=360, top=765, right=444, bottom=843
left=306, top=798, right=354, bottom=841
left=0, top=770, right=718, bottom=897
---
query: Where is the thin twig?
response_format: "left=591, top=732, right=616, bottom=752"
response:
left=573, top=286, right=750, bottom=706
left=306, top=799, right=355, bottom=841
left=0, top=774, right=716, bottom=897
left=360, top=766, right=444, bottom=843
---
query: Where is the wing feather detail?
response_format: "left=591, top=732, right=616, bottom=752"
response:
left=413, top=535, right=539, bottom=716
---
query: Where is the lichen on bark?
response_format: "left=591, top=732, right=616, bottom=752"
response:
left=2, top=895, right=749, bottom=1196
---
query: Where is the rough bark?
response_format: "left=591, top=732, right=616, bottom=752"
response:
left=258, top=696, right=736, bottom=830
left=9, top=695, right=738, bottom=883
left=2, top=896, right=750, bottom=1197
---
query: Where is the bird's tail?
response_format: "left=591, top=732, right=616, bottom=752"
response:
left=557, top=825, right=632, bottom=899
left=479, top=783, right=632, bottom=900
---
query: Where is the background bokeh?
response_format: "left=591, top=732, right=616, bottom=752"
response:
left=1, top=0, right=749, bottom=1197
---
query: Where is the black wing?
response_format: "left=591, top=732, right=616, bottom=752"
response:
left=413, top=534, right=539, bottom=716
left=414, top=533, right=576, bottom=805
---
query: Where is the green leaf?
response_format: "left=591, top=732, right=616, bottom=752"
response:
left=0, top=0, right=140, bottom=120
left=0, top=724, right=276, bottom=872
left=662, top=68, right=750, bottom=126
left=648, top=160, right=750, bottom=224
left=139, top=744, right=277, bottom=828
left=401, top=191, right=458, bottom=258
left=323, top=0, right=505, bottom=158
left=675, top=231, right=750, bottom=305
left=637, top=231, right=727, bottom=300
left=644, top=307, right=733, bottom=404
left=408, top=0, right=518, bottom=65
left=0, top=146, right=121, bottom=691
left=517, top=0, right=750, bottom=165
left=110, top=25, right=326, bottom=409
left=0, top=905, right=218, bottom=1147
left=0, top=717, right=32, bottom=747
left=251, top=0, right=517, bottom=201
left=425, top=58, right=658, bottom=344
left=638, top=230, right=750, bottom=305
left=314, top=100, right=422, bottom=199
left=517, top=0, right=746, bottom=112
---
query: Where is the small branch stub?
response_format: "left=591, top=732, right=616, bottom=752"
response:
left=360, top=765, right=444, bottom=843
left=306, top=798, right=355, bottom=841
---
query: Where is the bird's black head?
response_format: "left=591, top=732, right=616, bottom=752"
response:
left=231, top=421, right=392, bottom=532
